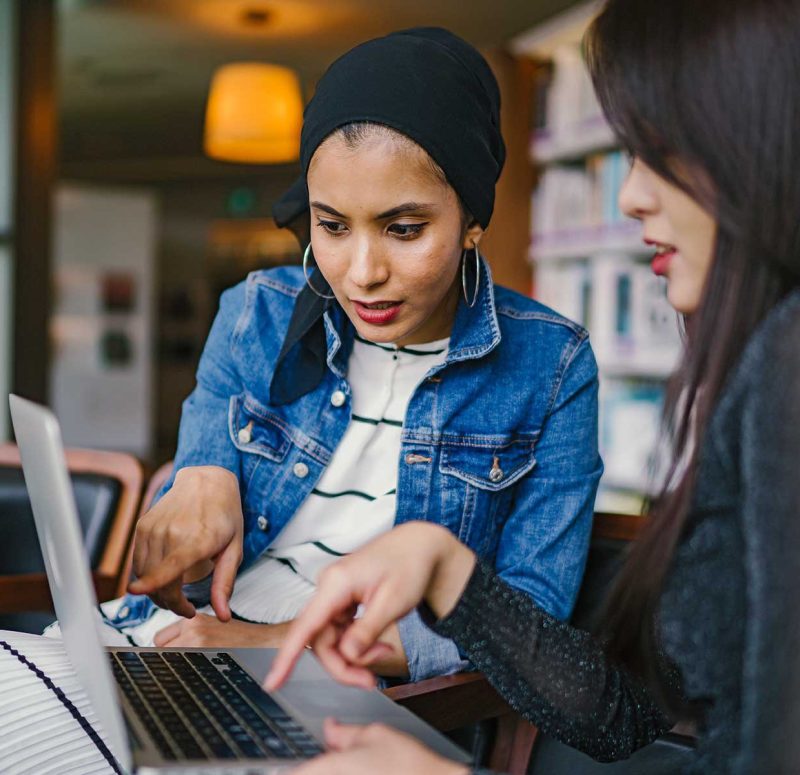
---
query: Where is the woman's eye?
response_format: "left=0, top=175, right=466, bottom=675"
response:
left=317, top=219, right=347, bottom=235
left=388, top=222, right=427, bottom=238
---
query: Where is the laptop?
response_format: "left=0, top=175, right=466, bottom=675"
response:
left=9, top=394, right=471, bottom=774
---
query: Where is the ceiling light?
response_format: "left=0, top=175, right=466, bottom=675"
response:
left=241, top=7, right=272, bottom=27
left=204, top=62, right=303, bottom=164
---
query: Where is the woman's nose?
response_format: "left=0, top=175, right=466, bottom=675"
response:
left=618, top=158, right=659, bottom=220
left=347, top=237, right=389, bottom=289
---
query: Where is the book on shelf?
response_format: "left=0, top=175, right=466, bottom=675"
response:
left=589, top=253, right=682, bottom=376
left=534, top=45, right=600, bottom=139
left=530, top=43, right=616, bottom=163
left=536, top=253, right=682, bottom=378
left=535, top=260, right=591, bottom=327
left=532, top=151, right=629, bottom=237
left=599, top=378, right=665, bottom=495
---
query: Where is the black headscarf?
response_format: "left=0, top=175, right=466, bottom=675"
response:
left=269, top=27, right=505, bottom=406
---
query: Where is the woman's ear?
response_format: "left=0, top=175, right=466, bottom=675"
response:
left=462, top=220, right=484, bottom=250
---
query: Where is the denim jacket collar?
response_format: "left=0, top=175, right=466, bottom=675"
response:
left=270, top=257, right=500, bottom=404
left=323, top=303, right=352, bottom=380
left=444, top=258, right=502, bottom=364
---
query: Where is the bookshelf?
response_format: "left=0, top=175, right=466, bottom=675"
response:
left=511, top=2, right=681, bottom=513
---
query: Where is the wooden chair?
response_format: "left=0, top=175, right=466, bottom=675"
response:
left=384, top=512, right=649, bottom=774
left=0, top=443, right=143, bottom=623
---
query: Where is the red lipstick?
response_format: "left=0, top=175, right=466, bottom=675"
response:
left=352, top=300, right=403, bottom=325
left=645, top=239, right=677, bottom=277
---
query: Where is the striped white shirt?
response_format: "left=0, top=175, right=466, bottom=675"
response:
left=229, top=333, right=450, bottom=624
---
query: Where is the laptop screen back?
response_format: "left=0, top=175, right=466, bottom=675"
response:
left=9, top=394, right=131, bottom=771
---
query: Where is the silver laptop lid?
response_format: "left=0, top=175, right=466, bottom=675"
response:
left=9, top=394, right=132, bottom=772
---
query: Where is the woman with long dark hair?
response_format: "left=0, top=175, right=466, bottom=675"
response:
left=267, top=0, right=800, bottom=772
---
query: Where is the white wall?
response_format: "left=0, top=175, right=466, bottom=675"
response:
left=0, top=0, right=16, bottom=441
left=50, top=184, right=158, bottom=457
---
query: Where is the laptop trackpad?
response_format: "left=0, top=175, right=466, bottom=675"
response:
left=229, top=647, right=469, bottom=763
left=231, top=647, right=407, bottom=722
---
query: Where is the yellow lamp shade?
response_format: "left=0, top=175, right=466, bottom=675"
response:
left=204, top=63, right=303, bottom=164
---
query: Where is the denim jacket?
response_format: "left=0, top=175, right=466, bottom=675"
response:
left=162, top=260, right=603, bottom=681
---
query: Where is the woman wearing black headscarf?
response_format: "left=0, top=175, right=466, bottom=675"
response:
left=122, top=27, right=602, bottom=688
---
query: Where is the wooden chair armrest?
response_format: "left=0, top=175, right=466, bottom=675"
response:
left=0, top=571, right=130, bottom=614
left=66, top=449, right=143, bottom=599
left=592, top=511, right=647, bottom=541
left=0, top=573, right=53, bottom=613
left=383, top=672, right=539, bottom=774
left=0, top=443, right=144, bottom=602
left=382, top=672, right=511, bottom=732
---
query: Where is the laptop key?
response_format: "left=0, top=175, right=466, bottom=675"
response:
left=236, top=681, right=292, bottom=720
left=237, top=740, right=265, bottom=759
left=209, top=741, right=238, bottom=759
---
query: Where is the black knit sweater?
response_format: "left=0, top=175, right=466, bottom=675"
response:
left=432, top=290, right=800, bottom=774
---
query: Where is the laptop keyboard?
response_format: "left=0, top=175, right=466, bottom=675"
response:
left=109, top=650, right=324, bottom=761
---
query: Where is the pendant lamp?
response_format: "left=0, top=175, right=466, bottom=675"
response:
left=204, top=62, right=303, bottom=164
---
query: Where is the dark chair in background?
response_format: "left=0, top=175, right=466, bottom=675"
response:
left=0, top=443, right=142, bottom=633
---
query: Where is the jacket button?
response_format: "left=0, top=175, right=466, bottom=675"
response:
left=237, top=423, right=253, bottom=444
left=330, top=390, right=346, bottom=407
left=257, top=515, right=269, bottom=532
left=489, top=457, right=504, bottom=483
left=293, top=462, right=309, bottom=478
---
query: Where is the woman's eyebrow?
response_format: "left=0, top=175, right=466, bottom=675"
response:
left=310, top=201, right=347, bottom=218
left=375, top=202, right=435, bottom=219
left=310, top=201, right=436, bottom=220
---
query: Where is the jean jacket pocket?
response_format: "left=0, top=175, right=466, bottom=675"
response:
left=439, top=433, right=538, bottom=491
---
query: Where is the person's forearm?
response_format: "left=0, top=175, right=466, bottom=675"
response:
left=424, top=525, right=477, bottom=620
left=173, top=464, right=239, bottom=494
left=260, top=620, right=292, bottom=644
left=368, top=624, right=409, bottom=677
left=431, top=561, right=671, bottom=762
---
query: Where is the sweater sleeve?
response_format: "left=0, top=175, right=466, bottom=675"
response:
left=733, top=297, right=800, bottom=773
left=429, top=561, right=671, bottom=762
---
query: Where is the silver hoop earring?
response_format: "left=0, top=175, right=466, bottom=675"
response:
left=461, top=242, right=481, bottom=308
left=303, top=243, right=335, bottom=299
